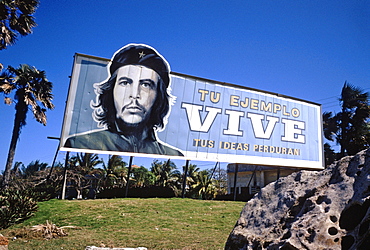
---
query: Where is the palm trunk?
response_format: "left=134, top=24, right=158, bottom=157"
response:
left=2, top=94, right=27, bottom=189
left=2, top=112, right=22, bottom=188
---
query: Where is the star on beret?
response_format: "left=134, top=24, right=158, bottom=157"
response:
left=138, top=51, right=145, bottom=58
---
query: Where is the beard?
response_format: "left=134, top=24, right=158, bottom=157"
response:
left=114, top=113, right=152, bottom=137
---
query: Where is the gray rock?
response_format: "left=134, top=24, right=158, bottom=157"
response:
left=225, top=149, right=370, bottom=250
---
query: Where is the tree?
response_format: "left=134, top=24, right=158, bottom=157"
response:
left=101, top=155, right=127, bottom=189
left=323, top=143, right=337, bottom=167
left=151, top=160, right=181, bottom=191
left=0, top=160, right=63, bottom=201
left=190, top=170, right=215, bottom=200
left=20, top=159, right=48, bottom=177
left=323, top=82, right=370, bottom=158
left=212, top=167, right=228, bottom=196
left=184, top=164, right=200, bottom=185
left=131, top=166, right=155, bottom=187
left=1, top=64, right=54, bottom=188
left=0, top=0, right=39, bottom=50
left=68, top=153, right=103, bottom=199
left=0, top=161, right=22, bottom=188
left=181, top=163, right=200, bottom=195
left=73, top=153, right=103, bottom=175
left=338, top=82, right=370, bottom=156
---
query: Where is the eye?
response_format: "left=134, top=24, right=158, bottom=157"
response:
left=118, top=80, right=130, bottom=86
left=117, top=77, right=132, bottom=86
left=141, top=82, right=150, bottom=88
left=140, top=80, right=154, bottom=89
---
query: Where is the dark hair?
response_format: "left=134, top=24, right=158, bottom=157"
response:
left=91, top=71, right=170, bottom=131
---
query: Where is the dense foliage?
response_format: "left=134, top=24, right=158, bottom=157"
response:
left=0, top=188, right=38, bottom=230
left=323, top=82, right=370, bottom=166
left=0, top=0, right=39, bottom=50
left=0, top=154, right=228, bottom=201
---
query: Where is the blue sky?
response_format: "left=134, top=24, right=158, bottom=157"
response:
left=1, top=0, right=369, bottom=172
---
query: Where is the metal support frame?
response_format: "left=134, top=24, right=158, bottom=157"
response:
left=233, top=164, right=239, bottom=201
left=61, top=151, right=69, bottom=200
left=181, top=159, right=190, bottom=198
left=125, top=156, right=134, bottom=198
left=246, top=165, right=258, bottom=195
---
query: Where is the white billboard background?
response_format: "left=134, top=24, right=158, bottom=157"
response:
left=60, top=53, right=324, bottom=169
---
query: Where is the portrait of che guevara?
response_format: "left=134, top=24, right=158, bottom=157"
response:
left=64, top=44, right=184, bottom=156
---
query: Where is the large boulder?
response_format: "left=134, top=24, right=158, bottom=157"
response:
left=225, top=149, right=370, bottom=250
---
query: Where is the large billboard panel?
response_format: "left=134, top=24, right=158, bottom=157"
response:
left=60, top=44, right=324, bottom=169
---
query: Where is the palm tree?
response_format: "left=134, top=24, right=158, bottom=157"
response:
left=15, top=160, right=49, bottom=190
left=0, top=161, right=23, bottom=189
left=182, top=164, right=200, bottom=195
left=324, top=143, right=337, bottom=167
left=68, top=153, right=103, bottom=199
left=1, top=64, right=54, bottom=188
left=322, top=111, right=338, bottom=143
left=323, top=82, right=370, bottom=158
left=131, top=166, right=155, bottom=187
left=338, top=82, right=369, bottom=156
left=0, top=0, right=39, bottom=50
left=151, top=160, right=181, bottom=191
left=73, top=153, right=103, bottom=175
left=191, top=170, right=215, bottom=200
left=101, top=155, right=127, bottom=189
left=184, top=164, right=200, bottom=184
left=20, top=160, right=48, bottom=178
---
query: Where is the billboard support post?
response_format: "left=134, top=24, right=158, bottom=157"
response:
left=209, top=162, right=219, bottom=180
left=246, top=165, right=258, bottom=194
left=233, top=164, right=239, bottom=201
left=47, top=147, right=59, bottom=181
left=125, top=156, right=134, bottom=198
left=61, top=151, right=69, bottom=200
left=182, top=159, right=190, bottom=198
left=46, top=136, right=60, bottom=181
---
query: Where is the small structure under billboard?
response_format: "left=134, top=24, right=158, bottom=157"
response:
left=226, top=163, right=299, bottom=200
left=60, top=44, right=324, bottom=170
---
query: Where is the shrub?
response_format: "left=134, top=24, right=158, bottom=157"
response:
left=0, top=188, right=38, bottom=230
left=31, top=182, right=60, bottom=201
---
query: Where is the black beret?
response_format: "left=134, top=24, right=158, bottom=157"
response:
left=110, top=44, right=170, bottom=88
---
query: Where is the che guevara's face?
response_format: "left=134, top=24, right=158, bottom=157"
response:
left=113, top=65, right=159, bottom=126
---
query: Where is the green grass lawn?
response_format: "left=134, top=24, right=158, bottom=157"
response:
left=1, top=198, right=245, bottom=250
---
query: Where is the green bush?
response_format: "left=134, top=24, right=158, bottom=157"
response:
left=30, top=182, right=60, bottom=202
left=0, top=188, right=38, bottom=229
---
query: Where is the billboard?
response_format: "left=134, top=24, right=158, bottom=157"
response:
left=60, top=44, right=324, bottom=169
